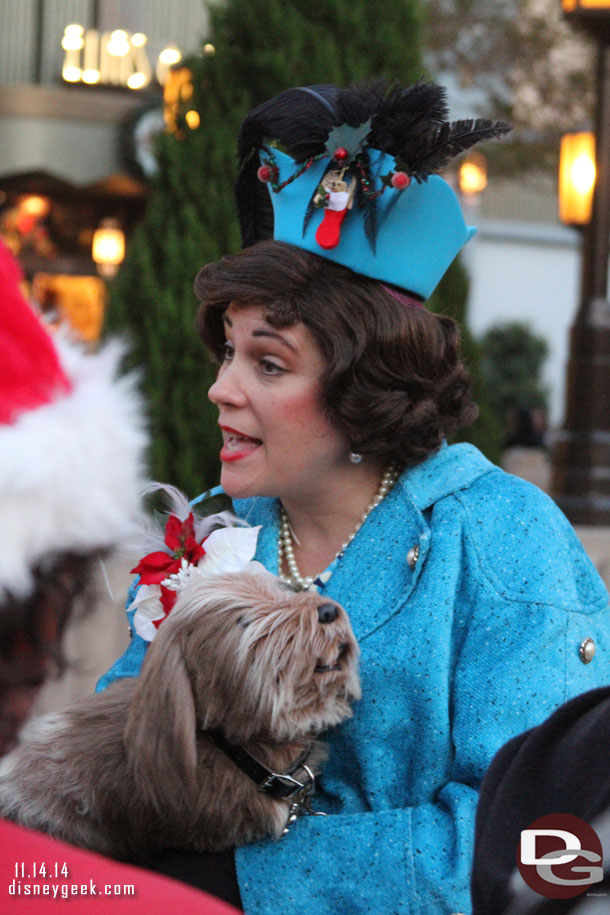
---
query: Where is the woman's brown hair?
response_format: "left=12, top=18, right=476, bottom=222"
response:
left=195, top=240, right=477, bottom=466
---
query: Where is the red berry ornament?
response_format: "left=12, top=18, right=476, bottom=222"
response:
left=333, top=147, right=349, bottom=162
left=257, top=165, right=273, bottom=183
left=391, top=171, right=410, bottom=190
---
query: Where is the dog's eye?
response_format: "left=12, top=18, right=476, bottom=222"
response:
left=237, top=616, right=251, bottom=628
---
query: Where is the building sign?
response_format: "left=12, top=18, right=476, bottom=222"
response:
left=61, top=25, right=182, bottom=90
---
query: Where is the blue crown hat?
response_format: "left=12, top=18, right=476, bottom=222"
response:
left=236, top=83, right=511, bottom=301
left=261, top=146, right=475, bottom=301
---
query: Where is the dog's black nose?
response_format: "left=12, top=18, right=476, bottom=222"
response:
left=318, top=603, right=338, bottom=624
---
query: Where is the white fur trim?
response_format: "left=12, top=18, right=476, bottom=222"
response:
left=0, top=337, right=148, bottom=598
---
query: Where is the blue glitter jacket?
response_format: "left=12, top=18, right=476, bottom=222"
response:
left=98, top=444, right=610, bottom=915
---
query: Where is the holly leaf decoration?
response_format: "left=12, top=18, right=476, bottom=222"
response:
left=324, top=119, right=372, bottom=160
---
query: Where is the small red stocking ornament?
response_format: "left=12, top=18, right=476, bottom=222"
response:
left=315, top=206, right=349, bottom=250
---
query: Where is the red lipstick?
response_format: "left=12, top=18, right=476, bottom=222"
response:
left=219, top=425, right=262, bottom=463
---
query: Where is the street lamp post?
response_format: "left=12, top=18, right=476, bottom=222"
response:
left=552, top=0, right=610, bottom=523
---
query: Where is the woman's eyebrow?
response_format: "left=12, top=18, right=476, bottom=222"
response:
left=251, top=329, right=296, bottom=352
left=221, top=312, right=296, bottom=351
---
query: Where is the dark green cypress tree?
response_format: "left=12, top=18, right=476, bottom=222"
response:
left=428, top=260, right=503, bottom=464
left=107, top=0, right=499, bottom=495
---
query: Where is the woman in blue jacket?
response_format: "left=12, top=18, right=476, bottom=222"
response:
left=99, top=83, right=610, bottom=915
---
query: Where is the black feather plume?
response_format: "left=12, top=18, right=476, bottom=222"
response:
left=368, top=82, right=449, bottom=155
left=236, top=85, right=341, bottom=245
left=405, top=119, right=513, bottom=181
left=236, top=149, right=274, bottom=247
left=236, top=85, right=340, bottom=168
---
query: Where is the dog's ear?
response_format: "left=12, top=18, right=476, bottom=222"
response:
left=124, top=632, right=198, bottom=821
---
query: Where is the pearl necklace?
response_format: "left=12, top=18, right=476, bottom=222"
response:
left=278, top=463, right=400, bottom=591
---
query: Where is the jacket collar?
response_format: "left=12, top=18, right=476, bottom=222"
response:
left=401, top=442, right=496, bottom=510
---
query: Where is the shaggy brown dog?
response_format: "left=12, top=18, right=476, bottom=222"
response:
left=0, top=571, right=360, bottom=862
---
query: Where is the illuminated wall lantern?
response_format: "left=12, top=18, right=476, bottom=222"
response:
left=559, top=131, right=596, bottom=225
left=459, top=152, right=488, bottom=198
left=92, top=219, right=125, bottom=277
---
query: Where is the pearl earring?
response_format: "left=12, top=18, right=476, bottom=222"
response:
left=349, top=451, right=363, bottom=464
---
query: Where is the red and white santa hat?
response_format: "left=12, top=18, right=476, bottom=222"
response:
left=0, top=240, right=148, bottom=598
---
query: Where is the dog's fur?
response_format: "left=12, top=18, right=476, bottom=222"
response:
left=0, top=571, right=360, bottom=861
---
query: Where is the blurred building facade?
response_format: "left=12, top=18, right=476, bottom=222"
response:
left=0, top=0, right=208, bottom=180
left=460, top=179, right=584, bottom=428
left=0, top=0, right=209, bottom=339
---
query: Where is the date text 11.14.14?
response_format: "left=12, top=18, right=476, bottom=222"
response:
left=14, top=863, right=69, bottom=879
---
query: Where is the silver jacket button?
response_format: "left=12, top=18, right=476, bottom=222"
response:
left=407, top=545, right=420, bottom=570
left=579, top=637, right=596, bottom=664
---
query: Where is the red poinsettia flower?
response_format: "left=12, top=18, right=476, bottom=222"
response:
left=130, top=550, right=181, bottom=585
left=156, top=586, right=178, bottom=627
left=164, top=512, right=204, bottom=558
left=130, top=512, right=206, bottom=587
